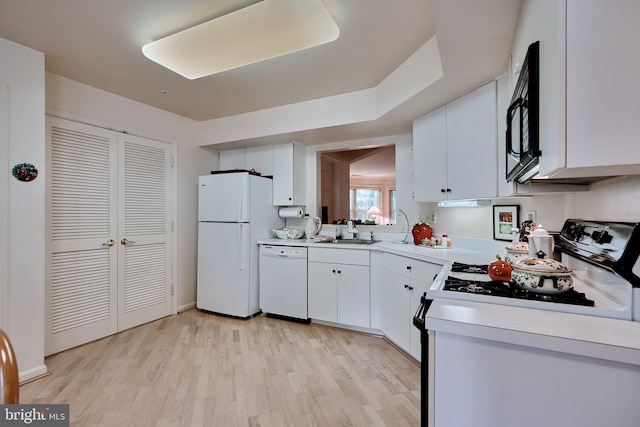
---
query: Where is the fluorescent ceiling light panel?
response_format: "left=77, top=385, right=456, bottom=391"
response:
left=437, top=200, right=491, bottom=208
left=142, top=0, right=340, bottom=79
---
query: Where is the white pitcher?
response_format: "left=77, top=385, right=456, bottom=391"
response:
left=529, top=224, right=554, bottom=258
left=304, top=216, right=321, bottom=239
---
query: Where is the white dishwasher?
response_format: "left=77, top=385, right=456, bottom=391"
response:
left=259, top=245, right=308, bottom=322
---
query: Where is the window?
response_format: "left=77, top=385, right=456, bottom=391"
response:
left=349, top=187, right=381, bottom=221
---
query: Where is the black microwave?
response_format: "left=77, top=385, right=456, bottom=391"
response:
left=506, top=41, right=540, bottom=183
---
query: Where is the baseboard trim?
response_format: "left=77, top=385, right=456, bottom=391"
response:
left=310, top=319, right=384, bottom=336
left=178, top=301, right=196, bottom=313
left=19, top=364, right=49, bottom=384
left=382, top=336, right=420, bottom=366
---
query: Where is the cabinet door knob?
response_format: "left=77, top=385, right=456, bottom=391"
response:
left=408, top=286, right=414, bottom=291
left=406, top=265, right=412, bottom=271
left=404, top=284, right=409, bottom=289
left=440, top=188, right=446, bottom=193
left=332, top=269, right=336, bottom=273
left=101, top=239, right=115, bottom=247
left=337, top=270, right=341, bottom=274
left=446, top=188, right=452, bottom=193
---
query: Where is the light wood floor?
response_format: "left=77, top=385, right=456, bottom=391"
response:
left=21, top=309, right=421, bottom=426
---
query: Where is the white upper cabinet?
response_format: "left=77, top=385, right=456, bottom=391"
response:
left=413, top=81, right=498, bottom=201
left=219, top=145, right=273, bottom=176
left=515, top=0, right=640, bottom=180
left=219, top=148, right=245, bottom=170
left=413, top=107, right=447, bottom=201
left=245, top=145, right=273, bottom=176
left=219, top=141, right=305, bottom=206
left=446, top=81, right=498, bottom=199
left=272, top=142, right=306, bottom=206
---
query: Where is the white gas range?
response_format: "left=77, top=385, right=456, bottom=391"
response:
left=417, top=219, right=640, bottom=427
left=426, top=219, right=640, bottom=321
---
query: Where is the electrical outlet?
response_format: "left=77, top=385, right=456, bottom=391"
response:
left=425, top=212, right=437, bottom=224
left=526, top=210, right=537, bottom=223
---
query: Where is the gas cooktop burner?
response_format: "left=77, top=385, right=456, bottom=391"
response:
left=450, top=283, right=492, bottom=294
left=451, top=262, right=489, bottom=274
left=444, top=277, right=595, bottom=306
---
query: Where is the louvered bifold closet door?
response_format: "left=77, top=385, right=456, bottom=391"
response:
left=46, top=117, right=118, bottom=355
left=117, top=133, right=172, bottom=331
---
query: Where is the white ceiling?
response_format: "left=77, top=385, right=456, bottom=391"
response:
left=351, top=146, right=396, bottom=178
left=0, top=0, right=522, bottom=147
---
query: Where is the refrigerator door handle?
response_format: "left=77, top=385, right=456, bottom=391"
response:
left=239, top=177, right=247, bottom=221
left=239, top=224, right=246, bottom=271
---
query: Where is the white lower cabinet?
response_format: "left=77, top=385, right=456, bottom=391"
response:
left=308, top=248, right=370, bottom=328
left=381, top=253, right=440, bottom=360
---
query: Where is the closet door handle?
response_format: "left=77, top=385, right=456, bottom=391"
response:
left=102, top=239, right=115, bottom=247
left=120, top=238, right=135, bottom=246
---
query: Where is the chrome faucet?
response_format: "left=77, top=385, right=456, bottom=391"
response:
left=347, top=220, right=358, bottom=238
left=398, top=209, right=410, bottom=243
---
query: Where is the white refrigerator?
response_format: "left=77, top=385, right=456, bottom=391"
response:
left=197, top=172, right=283, bottom=317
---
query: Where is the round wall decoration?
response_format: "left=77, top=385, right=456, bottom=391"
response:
left=12, top=163, right=38, bottom=182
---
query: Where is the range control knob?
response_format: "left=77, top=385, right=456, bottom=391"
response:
left=567, top=224, right=586, bottom=241
left=592, top=230, right=613, bottom=245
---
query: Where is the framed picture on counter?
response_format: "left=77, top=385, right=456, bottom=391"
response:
left=493, top=205, right=519, bottom=241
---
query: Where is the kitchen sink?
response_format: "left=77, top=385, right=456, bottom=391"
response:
left=316, top=239, right=381, bottom=245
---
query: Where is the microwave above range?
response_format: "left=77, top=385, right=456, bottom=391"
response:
left=506, top=41, right=540, bottom=183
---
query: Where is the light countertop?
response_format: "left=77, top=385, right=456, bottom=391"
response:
left=426, top=297, right=640, bottom=365
left=258, top=237, right=640, bottom=363
left=257, top=238, right=499, bottom=266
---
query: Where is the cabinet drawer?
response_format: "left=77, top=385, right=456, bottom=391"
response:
left=308, top=248, right=370, bottom=266
left=383, top=253, right=439, bottom=282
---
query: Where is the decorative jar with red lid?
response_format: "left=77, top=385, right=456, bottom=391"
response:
left=411, top=221, right=433, bottom=245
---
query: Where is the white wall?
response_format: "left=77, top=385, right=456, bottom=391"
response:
left=46, top=73, right=218, bottom=311
left=2, top=38, right=217, bottom=381
left=418, top=175, right=640, bottom=241
left=565, top=176, right=640, bottom=222
left=0, top=38, right=47, bottom=381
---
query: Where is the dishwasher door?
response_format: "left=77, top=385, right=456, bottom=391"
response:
left=259, top=245, right=308, bottom=321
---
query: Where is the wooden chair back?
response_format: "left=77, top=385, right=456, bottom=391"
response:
left=0, top=328, right=19, bottom=404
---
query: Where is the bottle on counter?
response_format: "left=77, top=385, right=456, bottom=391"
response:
left=442, top=234, right=450, bottom=248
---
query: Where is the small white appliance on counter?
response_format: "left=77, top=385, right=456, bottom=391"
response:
left=197, top=172, right=283, bottom=318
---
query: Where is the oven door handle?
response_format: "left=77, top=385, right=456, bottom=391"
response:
left=506, top=97, right=523, bottom=156
left=412, top=292, right=432, bottom=330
